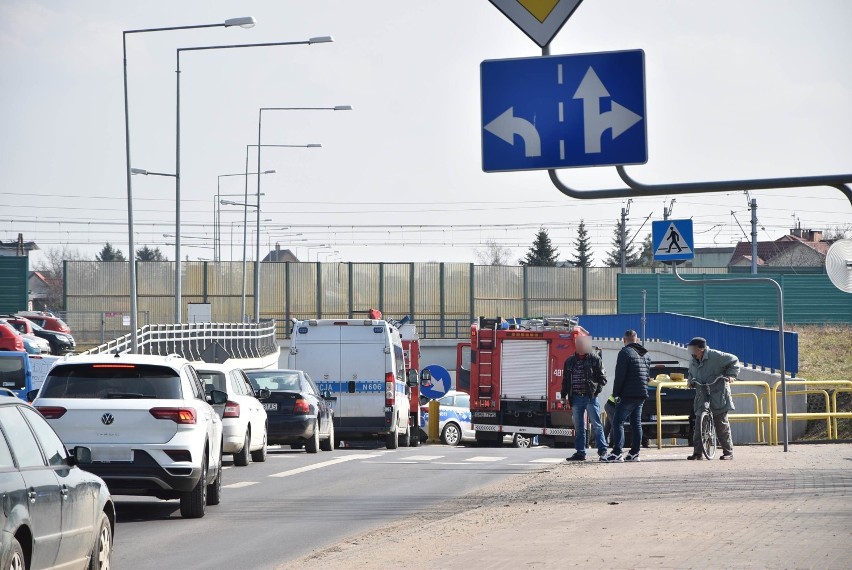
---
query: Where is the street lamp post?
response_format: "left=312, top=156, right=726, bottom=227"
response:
left=123, top=16, right=255, bottom=350
left=216, top=171, right=274, bottom=262
left=253, top=105, right=351, bottom=322
left=175, top=36, right=333, bottom=324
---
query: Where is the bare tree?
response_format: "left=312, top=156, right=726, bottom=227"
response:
left=475, top=239, right=512, bottom=266
left=32, top=246, right=85, bottom=309
left=823, top=224, right=852, bottom=241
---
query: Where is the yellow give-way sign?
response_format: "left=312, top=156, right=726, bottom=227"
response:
left=488, top=0, right=583, bottom=47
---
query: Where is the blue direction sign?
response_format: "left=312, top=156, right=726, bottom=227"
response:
left=652, top=219, right=694, bottom=262
left=481, top=50, right=646, bottom=172
left=420, top=365, right=451, bottom=400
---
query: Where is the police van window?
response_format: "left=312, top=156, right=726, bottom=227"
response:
left=0, top=356, right=26, bottom=392
left=21, top=406, right=68, bottom=467
left=394, top=345, right=405, bottom=379
left=455, top=393, right=470, bottom=409
left=0, top=425, right=14, bottom=469
left=438, top=395, right=454, bottom=407
left=0, top=406, right=45, bottom=468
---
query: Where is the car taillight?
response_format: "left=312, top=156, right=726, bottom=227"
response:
left=149, top=407, right=196, bottom=424
left=223, top=400, right=240, bottom=418
left=385, top=372, right=395, bottom=406
left=292, top=399, right=311, bottom=414
left=36, top=406, right=66, bottom=419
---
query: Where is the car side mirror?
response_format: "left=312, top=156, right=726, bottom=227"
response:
left=27, top=389, right=39, bottom=402
left=207, top=389, right=228, bottom=406
left=407, top=370, right=419, bottom=388
left=69, top=446, right=92, bottom=466
left=255, top=388, right=271, bottom=400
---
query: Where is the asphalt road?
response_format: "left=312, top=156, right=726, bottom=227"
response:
left=111, top=443, right=569, bottom=569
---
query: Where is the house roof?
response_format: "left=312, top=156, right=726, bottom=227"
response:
left=0, top=240, right=39, bottom=253
left=729, top=236, right=828, bottom=266
left=262, top=248, right=299, bottom=262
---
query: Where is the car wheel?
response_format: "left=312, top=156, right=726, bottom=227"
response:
left=207, top=448, right=223, bottom=506
left=251, top=429, right=268, bottom=462
left=305, top=420, right=320, bottom=453
left=234, top=429, right=251, bottom=466
left=320, top=420, right=334, bottom=452
left=386, top=428, right=399, bottom=449
left=442, top=423, right=462, bottom=446
left=511, top=433, right=532, bottom=448
left=180, top=451, right=208, bottom=519
left=398, top=424, right=411, bottom=447
left=6, top=537, right=25, bottom=570
left=87, top=512, right=112, bottom=570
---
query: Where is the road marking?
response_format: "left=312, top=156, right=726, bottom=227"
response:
left=434, top=462, right=474, bottom=466
left=530, top=458, right=566, bottom=464
left=466, top=456, right=506, bottom=463
left=222, top=466, right=233, bottom=470
left=407, top=455, right=444, bottom=461
left=268, top=454, right=379, bottom=478
left=222, top=481, right=259, bottom=489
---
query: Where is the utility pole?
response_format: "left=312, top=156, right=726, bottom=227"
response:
left=750, top=197, right=758, bottom=275
left=620, top=199, right=632, bottom=273
left=663, top=198, right=675, bottom=220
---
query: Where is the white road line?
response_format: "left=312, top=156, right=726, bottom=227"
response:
left=465, top=456, right=507, bottom=463
left=222, top=466, right=233, bottom=470
left=362, top=461, right=420, bottom=465
left=434, top=462, right=473, bottom=466
left=407, top=455, right=444, bottom=461
left=268, top=454, right=379, bottom=478
left=222, top=481, right=259, bottom=489
left=530, top=458, right=567, bottom=464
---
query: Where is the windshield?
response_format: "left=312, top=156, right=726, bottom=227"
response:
left=246, top=371, right=301, bottom=392
left=197, top=370, right=227, bottom=393
left=28, top=321, right=45, bottom=332
left=41, top=363, right=183, bottom=399
left=0, top=356, right=26, bottom=391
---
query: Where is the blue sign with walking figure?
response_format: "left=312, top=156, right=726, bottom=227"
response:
left=652, top=219, right=694, bottom=262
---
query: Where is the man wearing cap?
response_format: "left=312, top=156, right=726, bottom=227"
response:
left=686, top=337, right=740, bottom=460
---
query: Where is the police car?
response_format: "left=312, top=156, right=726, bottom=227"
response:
left=420, top=390, right=475, bottom=446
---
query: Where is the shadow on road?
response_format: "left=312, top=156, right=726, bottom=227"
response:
left=115, top=500, right=181, bottom=523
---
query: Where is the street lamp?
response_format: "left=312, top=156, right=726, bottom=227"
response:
left=215, top=171, right=274, bottom=262
left=123, top=16, right=256, bottom=351
left=239, top=143, right=322, bottom=321
left=252, top=105, right=351, bottom=321
left=174, top=36, right=333, bottom=324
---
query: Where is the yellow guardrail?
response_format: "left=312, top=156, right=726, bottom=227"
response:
left=770, top=380, right=852, bottom=445
left=652, top=381, right=772, bottom=449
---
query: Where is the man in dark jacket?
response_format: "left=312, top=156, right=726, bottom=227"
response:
left=561, top=336, right=608, bottom=461
left=604, top=330, right=651, bottom=462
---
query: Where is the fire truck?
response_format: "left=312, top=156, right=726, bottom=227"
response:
left=468, top=316, right=590, bottom=448
left=399, top=319, right=422, bottom=447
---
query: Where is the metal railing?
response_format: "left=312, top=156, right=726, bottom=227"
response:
left=770, top=380, right=852, bottom=444
left=55, top=310, right=151, bottom=347
left=82, top=320, right=278, bottom=362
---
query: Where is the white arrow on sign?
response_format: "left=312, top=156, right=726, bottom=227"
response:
left=572, top=66, right=642, bottom=154
left=484, top=107, right=542, bottom=157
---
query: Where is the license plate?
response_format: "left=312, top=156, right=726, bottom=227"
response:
left=263, top=403, right=278, bottom=411
left=92, top=448, right=134, bottom=463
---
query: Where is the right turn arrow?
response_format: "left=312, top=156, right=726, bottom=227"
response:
left=484, top=107, right=542, bottom=158
left=573, top=66, right=642, bottom=154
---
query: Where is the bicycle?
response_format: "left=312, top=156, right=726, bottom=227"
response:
left=689, top=375, right=728, bottom=459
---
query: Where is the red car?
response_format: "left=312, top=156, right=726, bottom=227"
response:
left=0, top=322, right=25, bottom=352
left=15, top=311, right=71, bottom=335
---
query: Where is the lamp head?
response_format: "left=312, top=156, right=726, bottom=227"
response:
left=307, top=143, right=322, bottom=148
left=309, top=36, right=333, bottom=44
left=130, top=168, right=148, bottom=175
left=333, top=105, right=352, bottom=111
left=263, top=170, right=276, bottom=174
left=224, top=16, right=256, bottom=28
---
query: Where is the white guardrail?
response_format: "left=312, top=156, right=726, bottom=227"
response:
left=82, top=321, right=279, bottom=365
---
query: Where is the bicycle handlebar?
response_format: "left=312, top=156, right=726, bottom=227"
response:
left=688, top=375, right=729, bottom=387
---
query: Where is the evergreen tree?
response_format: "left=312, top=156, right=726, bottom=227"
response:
left=519, top=228, right=559, bottom=267
left=637, top=232, right=660, bottom=267
left=95, top=242, right=125, bottom=262
left=604, top=220, right=641, bottom=268
left=571, top=219, right=593, bottom=267
left=136, top=245, right=167, bottom=261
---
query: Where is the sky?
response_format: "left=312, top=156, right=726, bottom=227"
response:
left=1, top=0, right=850, bottom=267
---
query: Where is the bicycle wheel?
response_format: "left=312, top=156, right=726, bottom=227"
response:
left=700, top=412, right=717, bottom=459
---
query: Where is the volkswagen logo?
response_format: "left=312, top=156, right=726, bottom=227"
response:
left=101, top=413, right=115, bottom=426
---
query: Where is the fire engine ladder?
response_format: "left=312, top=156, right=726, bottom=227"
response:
left=477, top=321, right=498, bottom=400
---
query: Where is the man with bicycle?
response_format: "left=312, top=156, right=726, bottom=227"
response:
left=686, top=337, right=740, bottom=460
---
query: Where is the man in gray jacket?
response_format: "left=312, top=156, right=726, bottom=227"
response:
left=686, top=337, right=740, bottom=460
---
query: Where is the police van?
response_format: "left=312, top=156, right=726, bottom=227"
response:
left=288, top=317, right=417, bottom=449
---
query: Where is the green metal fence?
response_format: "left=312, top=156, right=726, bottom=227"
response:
left=618, top=273, right=852, bottom=325
left=0, top=256, right=28, bottom=313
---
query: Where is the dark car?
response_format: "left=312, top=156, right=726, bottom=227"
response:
left=0, top=395, right=114, bottom=569
left=245, top=369, right=335, bottom=453
left=634, top=361, right=697, bottom=443
left=21, top=318, right=76, bottom=355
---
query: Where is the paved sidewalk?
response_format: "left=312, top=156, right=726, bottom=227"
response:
left=291, top=444, right=852, bottom=569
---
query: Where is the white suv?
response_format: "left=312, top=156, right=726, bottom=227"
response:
left=194, top=362, right=268, bottom=466
left=32, top=354, right=226, bottom=519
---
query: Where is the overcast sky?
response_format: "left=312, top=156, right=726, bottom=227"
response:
left=1, top=0, right=850, bottom=266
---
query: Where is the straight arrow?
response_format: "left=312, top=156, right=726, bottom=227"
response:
left=573, top=66, right=642, bottom=154
left=484, top=107, right=542, bottom=157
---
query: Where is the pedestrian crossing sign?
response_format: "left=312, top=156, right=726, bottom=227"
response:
left=652, top=219, right=694, bottom=262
